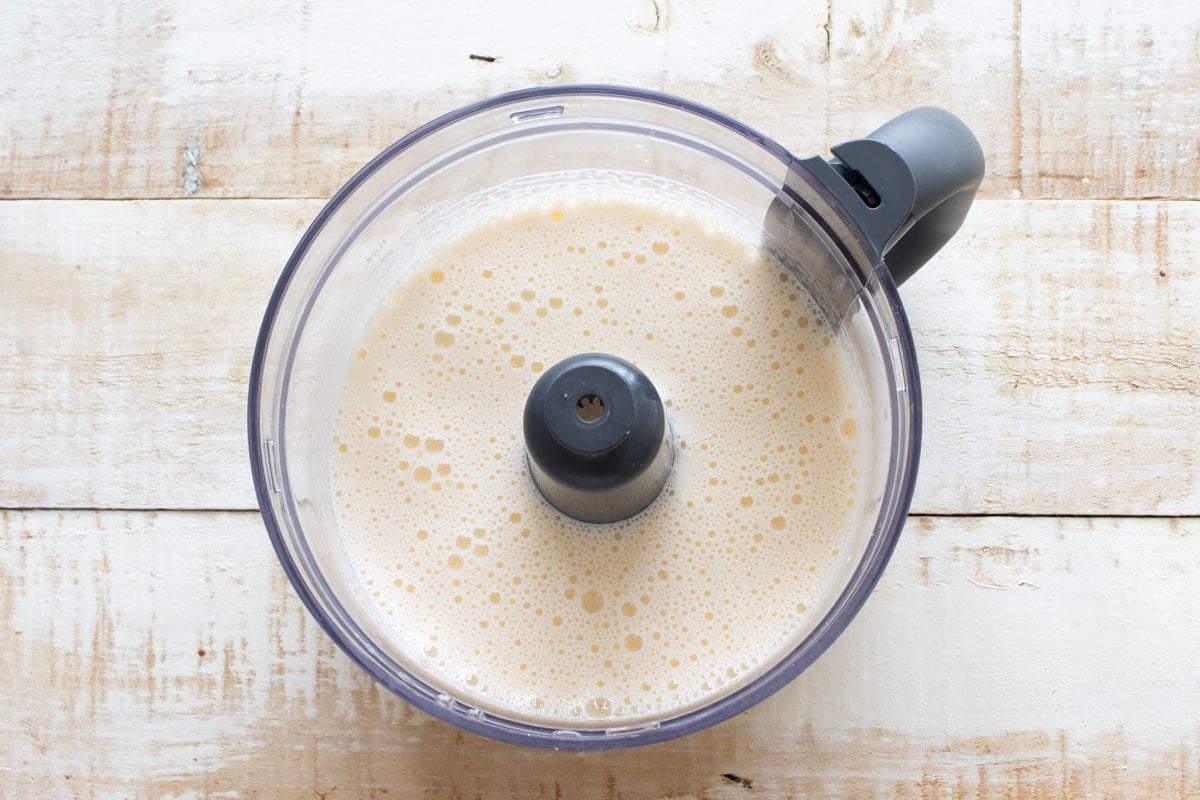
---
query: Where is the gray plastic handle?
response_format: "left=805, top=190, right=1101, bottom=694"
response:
left=798, top=107, right=985, bottom=285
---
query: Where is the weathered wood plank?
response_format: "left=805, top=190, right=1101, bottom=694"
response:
left=906, top=199, right=1200, bottom=515
left=0, top=1, right=841, bottom=200
left=3, top=199, right=1196, bottom=514
left=0, top=200, right=308, bottom=509
left=3, top=0, right=1194, bottom=200
left=1018, top=0, right=1200, bottom=199
left=1, top=511, right=1197, bottom=797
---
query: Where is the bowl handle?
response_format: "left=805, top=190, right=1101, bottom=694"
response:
left=798, top=107, right=985, bottom=285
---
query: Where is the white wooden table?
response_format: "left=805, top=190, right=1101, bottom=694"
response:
left=3, top=1, right=1199, bottom=796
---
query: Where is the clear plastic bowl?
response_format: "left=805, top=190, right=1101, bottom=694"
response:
left=248, top=86, right=922, bottom=749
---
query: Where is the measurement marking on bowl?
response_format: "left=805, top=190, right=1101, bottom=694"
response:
left=888, top=337, right=907, bottom=392
left=510, top=105, right=565, bottom=124
left=260, top=439, right=282, bottom=494
left=605, top=721, right=661, bottom=737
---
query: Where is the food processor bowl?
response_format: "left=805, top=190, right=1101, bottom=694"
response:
left=248, top=86, right=982, bottom=749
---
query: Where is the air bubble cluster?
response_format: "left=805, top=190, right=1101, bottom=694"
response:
left=332, top=198, right=864, bottom=726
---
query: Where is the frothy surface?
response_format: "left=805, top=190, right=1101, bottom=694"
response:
left=332, top=198, right=863, bottom=726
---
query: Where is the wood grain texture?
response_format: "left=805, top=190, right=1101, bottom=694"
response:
left=2, top=511, right=1198, bottom=797
left=906, top=199, right=1200, bottom=515
left=1018, top=0, right=1200, bottom=199
left=3, top=199, right=1197, bottom=514
left=0, top=200, right=307, bottom=510
left=2, top=0, right=1196, bottom=201
left=4, top=2, right=1199, bottom=795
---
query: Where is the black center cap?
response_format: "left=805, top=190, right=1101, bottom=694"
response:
left=523, top=353, right=672, bottom=521
left=542, top=358, right=640, bottom=454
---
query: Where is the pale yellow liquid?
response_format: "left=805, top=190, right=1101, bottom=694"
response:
left=332, top=197, right=864, bottom=726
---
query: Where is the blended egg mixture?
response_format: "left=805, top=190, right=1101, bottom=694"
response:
left=331, top=197, right=864, bottom=726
